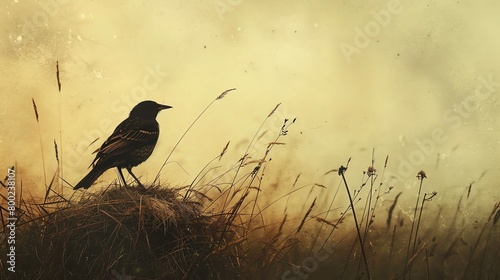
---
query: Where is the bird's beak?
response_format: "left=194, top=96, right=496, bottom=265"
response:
left=158, top=104, right=173, bottom=110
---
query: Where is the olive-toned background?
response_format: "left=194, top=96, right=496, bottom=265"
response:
left=0, top=1, right=498, bottom=215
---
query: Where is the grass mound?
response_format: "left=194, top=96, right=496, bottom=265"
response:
left=10, top=184, right=243, bottom=280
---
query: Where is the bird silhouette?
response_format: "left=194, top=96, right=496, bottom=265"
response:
left=73, top=100, right=172, bottom=190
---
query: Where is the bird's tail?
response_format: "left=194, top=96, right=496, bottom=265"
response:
left=73, top=167, right=106, bottom=190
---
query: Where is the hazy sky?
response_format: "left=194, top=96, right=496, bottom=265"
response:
left=0, top=1, right=498, bottom=213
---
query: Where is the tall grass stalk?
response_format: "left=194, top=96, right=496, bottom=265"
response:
left=464, top=201, right=500, bottom=278
left=339, top=160, right=371, bottom=280
left=357, top=149, right=379, bottom=277
left=404, top=170, right=426, bottom=279
left=248, top=118, right=294, bottom=227
left=32, top=98, right=47, bottom=186
left=371, top=155, right=390, bottom=223
left=221, top=103, right=281, bottom=211
left=313, top=178, right=342, bottom=255
left=56, top=61, right=64, bottom=195
left=153, top=88, right=236, bottom=185
left=412, top=192, right=437, bottom=259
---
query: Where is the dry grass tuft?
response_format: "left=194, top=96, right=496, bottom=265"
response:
left=1, top=184, right=248, bottom=280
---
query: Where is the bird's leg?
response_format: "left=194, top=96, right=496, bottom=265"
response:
left=126, top=167, right=146, bottom=190
left=117, top=168, right=127, bottom=186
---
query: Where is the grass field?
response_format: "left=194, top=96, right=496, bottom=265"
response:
left=1, top=96, right=499, bottom=279
left=1, top=131, right=498, bottom=279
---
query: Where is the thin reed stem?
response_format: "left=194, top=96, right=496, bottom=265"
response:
left=464, top=202, right=500, bottom=277
left=153, top=88, right=235, bottom=185
left=404, top=171, right=426, bottom=279
left=57, top=61, right=63, bottom=195
left=221, top=103, right=283, bottom=213
left=412, top=192, right=436, bottom=259
left=32, top=98, right=47, bottom=186
left=339, top=161, right=371, bottom=280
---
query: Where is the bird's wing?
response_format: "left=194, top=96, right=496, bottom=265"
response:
left=91, top=118, right=159, bottom=167
left=98, top=129, right=158, bottom=154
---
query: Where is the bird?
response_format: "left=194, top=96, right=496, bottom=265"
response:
left=73, top=100, right=172, bottom=190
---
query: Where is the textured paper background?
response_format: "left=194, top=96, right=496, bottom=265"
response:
left=0, top=0, right=498, bottom=215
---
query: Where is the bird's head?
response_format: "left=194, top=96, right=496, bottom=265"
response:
left=129, top=100, right=172, bottom=119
